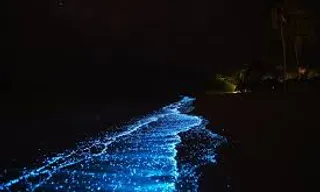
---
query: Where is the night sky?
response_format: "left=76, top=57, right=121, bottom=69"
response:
left=4, top=0, right=282, bottom=100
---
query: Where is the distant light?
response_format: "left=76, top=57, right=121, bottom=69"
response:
left=57, top=0, right=64, bottom=7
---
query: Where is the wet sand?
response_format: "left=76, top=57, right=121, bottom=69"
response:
left=195, top=92, right=319, bottom=192
left=1, top=92, right=318, bottom=191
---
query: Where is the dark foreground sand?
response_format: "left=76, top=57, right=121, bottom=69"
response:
left=195, top=92, right=320, bottom=192
left=1, top=92, right=318, bottom=191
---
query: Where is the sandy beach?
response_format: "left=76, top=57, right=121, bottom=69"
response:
left=195, top=92, right=319, bottom=191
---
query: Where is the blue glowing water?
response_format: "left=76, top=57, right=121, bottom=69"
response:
left=0, top=96, right=226, bottom=192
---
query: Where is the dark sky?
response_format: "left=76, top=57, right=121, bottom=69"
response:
left=5, top=0, right=279, bottom=99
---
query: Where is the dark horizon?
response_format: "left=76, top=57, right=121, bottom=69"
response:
left=4, top=0, right=295, bottom=100
left=5, top=1, right=320, bottom=98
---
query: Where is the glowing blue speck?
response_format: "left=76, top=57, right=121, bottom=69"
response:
left=0, top=96, right=226, bottom=192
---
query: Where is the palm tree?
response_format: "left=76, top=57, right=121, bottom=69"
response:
left=272, top=0, right=316, bottom=80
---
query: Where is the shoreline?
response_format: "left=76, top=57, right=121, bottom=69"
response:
left=0, top=94, right=179, bottom=173
left=195, top=92, right=319, bottom=191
